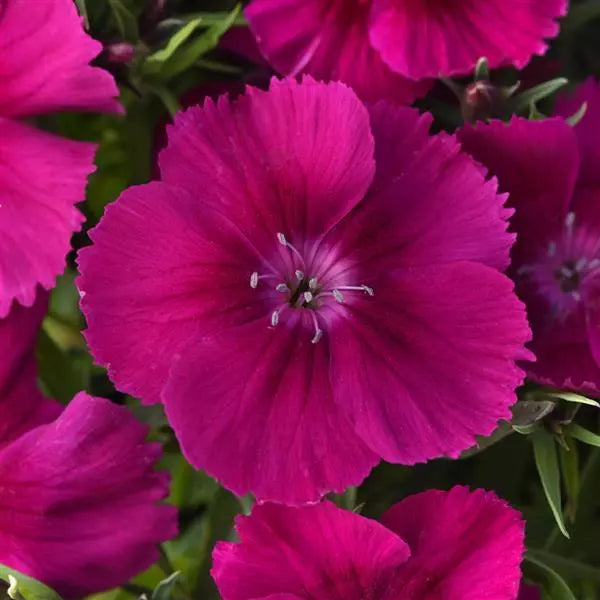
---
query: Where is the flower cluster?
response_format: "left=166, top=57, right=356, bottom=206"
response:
left=2, top=0, right=598, bottom=597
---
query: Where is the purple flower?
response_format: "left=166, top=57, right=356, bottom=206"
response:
left=0, top=0, right=120, bottom=317
left=78, top=77, right=530, bottom=504
left=245, top=0, right=566, bottom=102
left=0, top=300, right=177, bottom=598
left=459, top=80, right=600, bottom=393
left=212, top=486, right=525, bottom=600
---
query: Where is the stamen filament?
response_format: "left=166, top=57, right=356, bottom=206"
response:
left=309, top=310, right=322, bottom=344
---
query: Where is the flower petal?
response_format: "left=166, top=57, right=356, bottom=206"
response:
left=78, top=182, right=264, bottom=405
left=0, top=293, right=60, bottom=448
left=0, top=0, right=120, bottom=116
left=0, top=392, right=177, bottom=599
left=369, top=0, right=566, bottom=79
left=381, top=486, right=525, bottom=599
left=556, top=78, right=600, bottom=188
left=330, top=108, right=513, bottom=274
left=245, top=0, right=430, bottom=103
left=212, top=501, right=410, bottom=600
left=0, top=119, right=94, bottom=316
left=164, top=316, right=378, bottom=504
left=328, top=263, right=530, bottom=464
left=160, top=77, right=375, bottom=250
left=458, top=117, right=579, bottom=266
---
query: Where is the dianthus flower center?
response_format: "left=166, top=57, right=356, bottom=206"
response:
left=520, top=212, right=600, bottom=311
left=249, top=233, right=374, bottom=343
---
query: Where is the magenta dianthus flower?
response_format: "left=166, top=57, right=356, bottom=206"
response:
left=245, top=0, right=566, bottom=102
left=0, top=0, right=120, bottom=317
left=212, top=486, right=525, bottom=599
left=0, top=300, right=176, bottom=598
left=459, top=80, right=600, bottom=393
left=78, top=77, right=530, bottom=504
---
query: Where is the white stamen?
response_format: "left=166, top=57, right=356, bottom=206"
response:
left=589, top=259, right=600, bottom=270
left=575, top=258, right=588, bottom=271
left=276, top=233, right=306, bottom=267
left=572, top=291, right=582, bottom=302
left=309, top=310, right=322, bottom=344
left=309, top=277, right=318, bottom=290
left=271, top=311, right=280, bottom=327
left=295, top=269, right=304, bottom=281
left=333, top=289, right=344, bottom=303
left=250, top=272, right=259, bottom=289
left=276, top=283, right=289, bottom=293
left=560, top=265, right=575, bottom=278
left=303, top=291, right=313, bottom=303
left=361, top=285, right=375, bottom=296
left=565, top=212, right=576, bottom=229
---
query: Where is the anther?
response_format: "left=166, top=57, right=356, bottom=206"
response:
left=572, top=291, right=582, bottom=302
left=276, top=232, right=306, bottom=267
left=295, top=270, right=305, bottom=281
left=276, top=283, right=289, bottom=293
left=565, top=212, right=576, bottom=229
left=276, top=233, right=287, bottom=246
left=309, top=310, right=322, bottom=344
left=361, top=285, right=374, bottom=296
left=271, top=311, right=280, bottom=327
left=250, top=272, right=259, bottom=289
left=303, top=291, right=313, bottom=303
left=309, top=277, right=318, bottom=290
left=333, top=289, right=344, bottom=303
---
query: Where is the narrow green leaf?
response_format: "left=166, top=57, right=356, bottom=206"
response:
left=512, top=400, right=556, bottom=426
left=528, top=549, right=600, bottom=585
left=532, top=429, right=570, bottom=538
left=155, top=5, right=242, bottom=79
left=474, top=57, right=489, bottom=81
left=74, top=0, right=89, bottom=29
left=558, top=434, right=579, bottom=522
left=145, top=18, right=204, bottom=70
left=524, top=554, right=577, bottom=600
left=510, top=77, right=569, bottom=112
left=181, top=11, right=248, bottom=26
left=547, top=391, right=600, bottom=408
left=151, top=572, right=181, bottom=600
left=513, top=423, right=541, bottom=435
left=568, top=423, right=600, bottom=447
left=108, top=0, right=139, bottom=42
left=0, top=565, right=62, bottom=600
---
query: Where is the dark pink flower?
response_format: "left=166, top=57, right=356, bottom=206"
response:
left=459, top=81, right=600, bottom=392
left=0, top=0, right=120, bottom=317
left=0, top=294, right=176, bottom=596
left=212, top=486, right=525, bottom=600
left=0, top=292, right=61, bottom=447
left=245, top=0, right=566, bottom=102
left=78, top=77, right=530, bottom=504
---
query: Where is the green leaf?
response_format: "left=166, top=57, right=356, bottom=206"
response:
left=528, top=549, right=600, bottom=585
left=474, top=56, right=489, bottom=81
left=532, top=429, right=570, bottom=538
left=510, top=77, right=569, bottom=113
left=524, top=554, right=577, bottom=600
left=568, top=423, right=600, bottom=447
left=74, top=0, right=89, bottom=29
left=151, top=572, right=181, bottom=600
left=547, top=391, right=600, bottom=408
left=146, top=5, right=241, bottom=79
left=512, top=400, right=556, bottom=426
left=108, top=0, right=139, bottom=42
left=558, top=433, right=579, bottom=522
left=145, top=18, right=205, bottom=70
left=0, top=565, right=62, bottom=600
